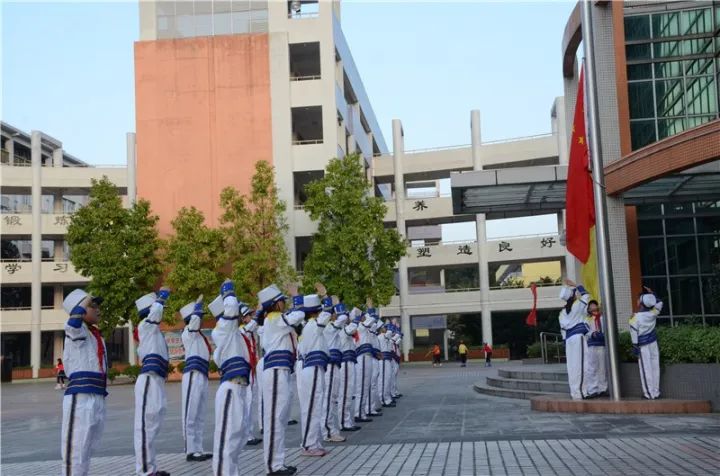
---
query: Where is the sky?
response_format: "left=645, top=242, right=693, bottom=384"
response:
left=2, top=1, right=574, bottom=237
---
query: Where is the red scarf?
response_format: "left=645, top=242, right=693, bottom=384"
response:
left=199, top=330, right=213, bottom=355
left=241, top=332, right=258, bottom=383
left=88, top=325, right=106, bottom=373
left=591, top=311, right=602, bottom=332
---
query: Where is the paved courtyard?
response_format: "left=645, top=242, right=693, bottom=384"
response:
left=2, top=362, right=720, bottom=475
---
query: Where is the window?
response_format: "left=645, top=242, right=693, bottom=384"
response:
left=295, top=236, right=312, bottom=272
left=1, top=239, right=56, bottom=261
left=1, top=333, right=31, bottom=367
left=293, top=170, right=323, bottom=207
left=445, top=266, right=479, bottom=291
left=289, top=42, right=321, bottom=80
left=291, top=106, right=323, bottom=144
left=408, top=267, right=442, bottom=294
left=1, top=286, right=55, bottom=309
left=287, top=0, right=319, bottom=19
left=1, top=194, right=54, bottom=214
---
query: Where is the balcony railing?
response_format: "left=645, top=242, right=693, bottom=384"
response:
left=290, top=75, right=321, bottom=81
left=288, top=11, right=319, bottom=19
left=292, top=139, right=323, bottom=145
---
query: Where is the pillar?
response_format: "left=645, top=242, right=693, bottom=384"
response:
left=392, top=119, right=412, bottom=360
left=53, top=331, right=64, bottom=362
left=126, top=133, right=138, bottom=365
left=6, top=138, right=14, bottom=165
left=52, top=147, right=63, bottom=168
left=470, top=110, right=493, bottom=346
left=30, top=131, right=42, bottom=378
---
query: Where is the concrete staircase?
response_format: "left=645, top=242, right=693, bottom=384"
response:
left=474, top=365, right=570, bottom=400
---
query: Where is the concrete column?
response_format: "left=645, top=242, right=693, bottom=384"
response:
left=52, top=147, right=63, bottom=168
left=559, top=211, right=578, bottom=282
left=6, top=139, right=14, bottom=165
left=553, top=97, right=570, bottom=165
left=443, top=330, right=449, bottom=361
left=471, top=110, right=493, bottom=346
left=53, top=331, right=64, bottom=362
left=392, top=119, right=412, bottom=360
left=126, top=133, right=137, bottom=365
left=31, top=131, right=42, bottom=379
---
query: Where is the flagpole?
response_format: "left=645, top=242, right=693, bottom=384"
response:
left=581, top=0, right=622, bottom=401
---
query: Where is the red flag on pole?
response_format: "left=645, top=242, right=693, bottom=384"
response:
left=565, top=67, right=596, bottom=264
left=526, top=282, right=538, bottom=327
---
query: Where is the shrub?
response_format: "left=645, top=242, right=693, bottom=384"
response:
left=123, top=364, right=141, bottom=382
left=107, top=367, right=120, bottom=382
left=209, top=360, right=219, bottom=374
left=176, top=360, right=186, bottom=373
left=619, top=325, right=720, bottom=364
left=526, top=342, right=542, bottom=358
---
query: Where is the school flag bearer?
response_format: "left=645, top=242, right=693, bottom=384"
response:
left=134, top=288, right=171, bottom=476
left=259, top=284, right=305, bottom=476
left=630, top=287, right=664, bottom=400
left=558, top=281, right=591, bottom=400
left=321, top=296, right=347, bottom=443
left=61, top=289, right=106, bottom=476
left=179, top=296, right=213, bottom=462
left=209, top=280, right=253, bottom=476
left=296, top=294, right=331, bottom=456
left=337, top=304, right=360, bottom=432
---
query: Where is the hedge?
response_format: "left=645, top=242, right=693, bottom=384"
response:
left=619, top=325, right=720, bottom=364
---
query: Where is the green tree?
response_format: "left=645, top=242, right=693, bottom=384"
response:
left=163, top=207, right=227, bottom=318
left=220, top=160, right=296, bottom=304
left=301, top=154, right=406, bottom=306
left=66, top=177, right=162, bottom=335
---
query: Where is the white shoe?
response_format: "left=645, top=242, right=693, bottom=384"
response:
left=54, top=384, right=62, bottom=390
left=324, top=435, right=346, bottom=442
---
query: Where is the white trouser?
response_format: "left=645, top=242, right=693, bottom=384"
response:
left=297, top=365, right=326, bottom=451
left=586, top=345, right=608, bottom=395
left=371, top=358, right=382, bottom=412
left=134, top=372, right=167, bottom=476
left=182, top=370, right=208, bottom=455
left=381, top=359, right=394, bottom=405
left=391, top=361, right=399, bottom=396
left=246, top=374, right=261, bottom=441
left=638, top=341, right=661, bottom=399
left=322, top=363, right=342, bottom=438
left=263, top=367, right=292, bottom=473
left=61, top=393, right=105, bottom=476
left=339, top=361, right=355, bottom=428
left=256, top=358, right=264, bottom=433
left=212, top=380, right=249, bottom=476
left=354, top=354, right=373, bottom=419
left=565, top=334, right=589, bottom=400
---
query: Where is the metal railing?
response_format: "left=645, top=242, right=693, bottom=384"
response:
left=481, top=132, right=554, bottom=145
left=487, top=232, right=560, bottom=241
left=290, top=75, right=321, bottom=81
left=292, top=139, right=323, bottom=145
left=540, top=332, right=564, bottom=364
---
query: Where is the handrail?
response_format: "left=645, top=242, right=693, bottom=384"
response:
left=409, top=240, right=476, bottom=248
left=539, top=331, right=564, bottom=364
left=404, top=143, right=471, bottom=154
left=481, top=132, right=554, bottom=145
left=487, top=232, right=559, bottom=241
left=292, top=139, right=324, bottom=145
left=290, top=75, right=321, bottom=81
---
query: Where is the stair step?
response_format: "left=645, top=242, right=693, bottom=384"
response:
left=473, top=381, right=564, bottom=400
left=498, top=368, right=568, bottom=383
left=486, top=376, right=569, bottom=394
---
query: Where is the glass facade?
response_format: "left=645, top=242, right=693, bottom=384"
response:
left=637, top=201, right=720, bottom=325
left=625, top=5, right=720, bottom=150
left=155, top=0, right=269, bottom=40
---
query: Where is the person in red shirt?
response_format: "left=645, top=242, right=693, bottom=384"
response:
left=55, top=358, right=67, bottom=389
left=425, top=344, right=442, bottom=367
left=483, top=343, right=493, bottom=367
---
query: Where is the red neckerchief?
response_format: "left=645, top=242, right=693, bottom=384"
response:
left=241, top=332, right=258, bottom=382
left=591, top=311, right=602, bottom=332
left=199, top=330, right=212, bottom=355
left=88, top=325, right=106, bottom=374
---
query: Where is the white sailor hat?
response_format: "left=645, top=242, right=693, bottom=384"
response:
left=135, top=292, right=157, bottom=313
left=559, top=286, right=574, bottom=302
left=303, top=294, right=322, bottom=313
left=208, top=294, right=224, bottom=318
left=180, top=299, right=204, bottom=321
left=257, top=284, right=286, bottom=309
left=63, top=289, right=88, bottom=315
left=239, top=302, right=252, bottom=317
left=641, top=293, right=657, bottom=308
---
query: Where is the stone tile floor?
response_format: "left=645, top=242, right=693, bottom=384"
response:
left=3, top=361, right=719, bottom=475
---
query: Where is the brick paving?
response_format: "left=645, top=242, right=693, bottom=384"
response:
left=3, top=436, right=719, bottom=475
left=3, top=362, right=720, bottom=475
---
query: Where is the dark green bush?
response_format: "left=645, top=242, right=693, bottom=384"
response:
left=209, top=360, right=219, bottom=373
left=107, top=367, right=120, bottom=382
left=619, top=325, right=720, bottom=364
left=526, top=342, right=542, bottom=358
left=123, top=364, right=141, bottom=382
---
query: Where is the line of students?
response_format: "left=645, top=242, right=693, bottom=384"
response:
left=558, top=281, right=663, bottom=401
left=59, top=280, right=404, bottom=476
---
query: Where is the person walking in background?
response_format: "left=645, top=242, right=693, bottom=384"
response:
left=425, top=344, right=442, bottom=367
left=55, top=358, right=67, bottom=389
left=457, top=341, right=468, bottom=367
left=483, top=342, right=493, bottom=367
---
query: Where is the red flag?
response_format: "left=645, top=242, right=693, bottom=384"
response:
left=565, top=67, right=596, bottom=264
left=526, top=283, right=538, bottom=327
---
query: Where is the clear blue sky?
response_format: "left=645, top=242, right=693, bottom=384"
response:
left=2, top=1, right=575, bottom=166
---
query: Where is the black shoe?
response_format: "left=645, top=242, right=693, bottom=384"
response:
left=382, top=403, right=396, bottom=408
left=285, top=466, right=297, bottom=472
left=246, top=438, right=263, bottom=446
left=268, top=467, right=297, bottom=476
left=393, top=394, right=403, bottom=398
left=355, top=417, right=373, bottom=423
left=153, top=472, right=171, bottom=476
left=342, top=426, right=361, bottom=431
left=186, top=453, right=211, bottom=462
left=287, top=419, right=298, bottom=425
left=369, top=412, right=383, bottom=417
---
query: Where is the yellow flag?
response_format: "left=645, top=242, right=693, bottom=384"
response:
left=581, top=226, right=600, bottom=302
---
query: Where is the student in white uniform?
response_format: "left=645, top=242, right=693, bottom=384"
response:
left=180, top=296, right=213, bottom=462
left=369, top=319, right=384, bottom=416
left=354, top=308, right=377, bottom=422
left=585, top=300, right=608, bottom=398
left=558, top=281, right=591, bottom=400
left=390, top=327, right=403, bottom=399
left=630, top=287, right=664, bottom=400
left=336, top=304, right=360, bottom=432
left=240, top=312, right=262, bottom=447
left=60, top=289, right=107, bottom=476
left=321, top=296, right=347, bottom=442
left=259, top=284, right=305, bottom=476
left=380, top=325, right=396, bottom=407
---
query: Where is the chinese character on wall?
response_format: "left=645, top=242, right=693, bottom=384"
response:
left=53, top=263, right=69, bottom=273
left=3, top=215, right=21, bottom=226
left=541, top=237, right=556, bottom=248
left=4, top=263, right=21, bottom=274
left=456, top=244, right=473, bottom=255
left=412, top=200, right=428, bottom=211
left=498, top=241, right=513, bottom=253
left=54, top=215, right=71, bottom=226
left=417, top=246, right=432, bottom=258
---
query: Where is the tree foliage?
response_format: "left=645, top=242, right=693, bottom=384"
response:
left=163, top=207, right=227, bottom=319
left=66, top=177, right=162, bottom=335
left=220, top=160, right=296, bottom=304
left=301, top=154, right=405, bottom=306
